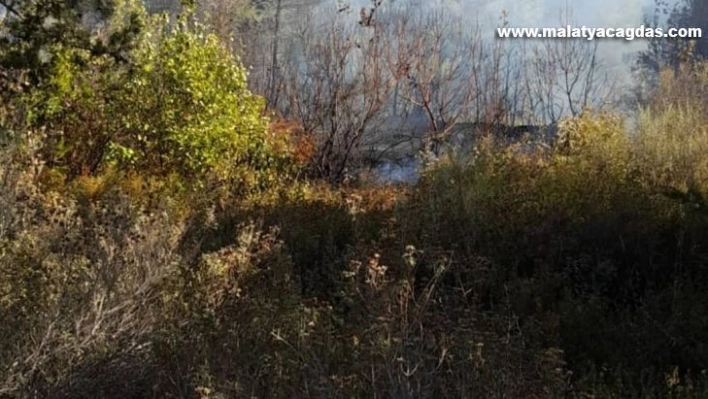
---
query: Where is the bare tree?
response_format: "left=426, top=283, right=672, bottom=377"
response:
left=257, top=0, right=323, bottom=110
left=519, top=10, right=616, bottom=124
left=271, top=2, right=616, bottom=181
left=191, top=0, right=323, bottom=103
left=382, top=5, right=479, bottom=157
left=279, top=1, right=395, bottom=182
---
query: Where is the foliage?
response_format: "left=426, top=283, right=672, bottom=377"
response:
left=112, top=19, right=270, bottom=180
left=16, top=3, right=294, bottom=196
left=403, top=94, right=708, bottom=396
left=4, top=4, right=708, bottom=397
left=635, top=0, right=708, bottom=95
left=0, top=0, right=145, bottom=92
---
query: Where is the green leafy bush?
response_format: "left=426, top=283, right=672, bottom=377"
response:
left=112, top=18, right=272, bottom=181
left=22, top=4, right=289, bottom=196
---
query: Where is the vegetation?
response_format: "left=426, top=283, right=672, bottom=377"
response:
left=2, top=1, right=708, bottom=398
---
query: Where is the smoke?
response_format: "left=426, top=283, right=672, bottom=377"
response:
left=333, top=0, right=668, bottom=83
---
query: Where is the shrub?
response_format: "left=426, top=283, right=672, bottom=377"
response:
left=23, top=4, right=291, bottom=196
left=113, top=18, right=272, bottom=182
left=400, top=103, right=708, bottom=396
left=0, top=145, right=184, bottom=397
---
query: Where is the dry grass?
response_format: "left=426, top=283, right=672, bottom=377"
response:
left=3, top=65, right=708, bottom=398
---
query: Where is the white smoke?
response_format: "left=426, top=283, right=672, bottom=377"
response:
left=331, top=0, right=666, bottom=83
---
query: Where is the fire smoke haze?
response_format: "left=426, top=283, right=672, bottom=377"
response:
left=341, top=0, right=674, bottom=83
left=0, top=0, right=683, bottom=83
